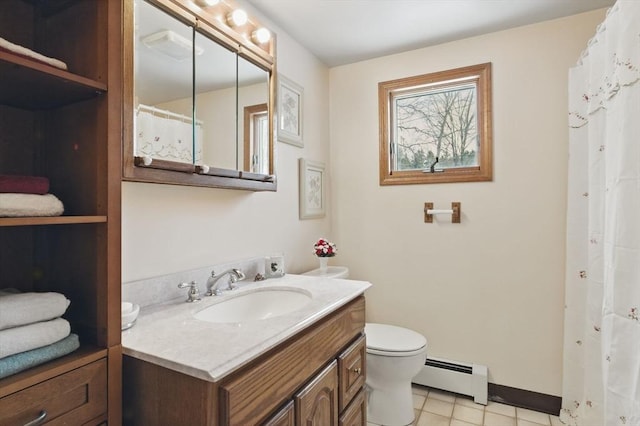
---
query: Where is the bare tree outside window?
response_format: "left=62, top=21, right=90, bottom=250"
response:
left=395, top=84, right=477, bottom=169
left=379, top=63, right=492, bottom=185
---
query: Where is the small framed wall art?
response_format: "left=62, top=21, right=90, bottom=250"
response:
left=278, top=75, right=304, bottom=147
left=299, top=158, right=325, bottom=219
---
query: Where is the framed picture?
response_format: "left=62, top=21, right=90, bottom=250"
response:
left=278, top=75, right=304, bottom=147
left=299, top=158, right=325, bottom=219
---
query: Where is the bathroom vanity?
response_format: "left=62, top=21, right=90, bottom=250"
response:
left=122, top=275, right=370, bottom=425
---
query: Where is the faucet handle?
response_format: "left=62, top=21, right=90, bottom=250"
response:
left=228, top=268, right=246, bottom=290
left=178, top=281, right=201, bottom=303
left=230, top=268, right=246, bottom=284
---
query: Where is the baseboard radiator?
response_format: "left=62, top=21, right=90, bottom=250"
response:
left=412, top=357, right=488, bottom=405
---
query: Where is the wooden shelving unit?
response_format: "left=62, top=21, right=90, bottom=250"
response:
left=0, top=0, right=122, bottom=424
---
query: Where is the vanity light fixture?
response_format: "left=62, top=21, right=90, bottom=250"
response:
left=227, top=9, right=248, bottom=27
left=252, top=27, right=271, bottom=44
left=142, top=30, right=204, bottom=61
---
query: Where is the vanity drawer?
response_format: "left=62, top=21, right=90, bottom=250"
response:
left=0, top=358, right=107, bottom=426
left=338, top=334, right=366, bottom=412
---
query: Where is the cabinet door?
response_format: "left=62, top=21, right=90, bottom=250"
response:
left=263, top=401, right=294, bottom=426
left=338, top=335, right=366, bottom=412
left=339, top=389, right=366, bottom=426
left=295, top=361, right=338, bottom=426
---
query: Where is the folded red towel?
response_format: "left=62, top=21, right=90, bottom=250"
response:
left=0, top=175, right=50, bottom=195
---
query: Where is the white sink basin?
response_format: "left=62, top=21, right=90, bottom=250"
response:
left=193, top=288, right=312, bottom=323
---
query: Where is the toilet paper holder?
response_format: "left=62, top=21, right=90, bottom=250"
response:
left=424, top=202, right=461, bottom=223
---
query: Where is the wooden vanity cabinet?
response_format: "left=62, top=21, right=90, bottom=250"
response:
left=0, top=0, right=122, bottom=423
left=123, top=296, right=367, bottom=425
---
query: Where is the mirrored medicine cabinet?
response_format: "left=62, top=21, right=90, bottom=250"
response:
left=123, top=0, right=277, bottom=191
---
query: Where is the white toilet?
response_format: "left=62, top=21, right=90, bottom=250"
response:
left=302, top=265, right=428, bottom=426
left=365, top=323, right=427, bottom=426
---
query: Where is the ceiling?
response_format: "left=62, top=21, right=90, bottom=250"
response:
left=245, top=0, right=614, bottom=67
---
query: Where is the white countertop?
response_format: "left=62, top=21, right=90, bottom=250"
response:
left=121, top=274, right=371, bottom=382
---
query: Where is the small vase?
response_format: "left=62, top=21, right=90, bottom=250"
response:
left=318, top=257, right=329, bottom=272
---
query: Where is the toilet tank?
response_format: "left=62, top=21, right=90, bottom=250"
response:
left=302, top=266, right=349, bottom=279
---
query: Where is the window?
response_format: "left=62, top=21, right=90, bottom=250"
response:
left=243, top=103, right=269, bottom=174
left=379, top=63, right=492, bottom=185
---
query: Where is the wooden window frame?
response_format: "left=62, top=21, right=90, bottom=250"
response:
left=378, top=62, right=493, bottom=185
left=243, top=103, right=268, bottom=172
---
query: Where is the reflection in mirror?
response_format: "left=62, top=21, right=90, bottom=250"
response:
left=134, top=0, right=197, bottom=165
left=243, top=103, right=268, bottom=174
left=238, top=57, right=270, bottom=175
left=194, top=31, right=238, bottom=171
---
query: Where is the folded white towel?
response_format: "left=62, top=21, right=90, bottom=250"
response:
left=0, top=318, right=70, bottom=359
left=0, top=292, right=71, bottom=330
left=0, top=37, right=68, bottom=70
left=0, top=193, right=64, bottom=217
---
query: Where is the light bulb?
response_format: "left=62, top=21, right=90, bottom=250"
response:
left=227, top=9, right=248, bottom=27
left=197, top=0, right=219, bottom=5
left=252, top=27, right=271, bottom=44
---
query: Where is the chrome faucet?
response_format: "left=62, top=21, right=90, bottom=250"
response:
left=205, top=268, right=246, bottom=296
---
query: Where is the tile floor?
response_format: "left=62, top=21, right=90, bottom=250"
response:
left=367, top=385, right=563, bottom=426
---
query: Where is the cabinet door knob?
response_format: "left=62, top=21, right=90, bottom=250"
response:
left=352, top=367, right=361, bottom=375
left=23, top=410, right=47, bottom=426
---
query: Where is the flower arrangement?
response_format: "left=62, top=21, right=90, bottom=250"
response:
left=313, top=238, right=337, bottom=257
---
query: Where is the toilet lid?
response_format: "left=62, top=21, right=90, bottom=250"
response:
left=365, top=323, right=427, bottom=353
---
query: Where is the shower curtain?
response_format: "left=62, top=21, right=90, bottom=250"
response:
left=135, top=106, right=204, bottom=164
left=563, top=1, right=640, bottom=425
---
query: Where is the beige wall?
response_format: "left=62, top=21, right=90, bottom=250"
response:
left=122, top=14, right=332, bottom=282
left=329, top=10, right=605, bottom=395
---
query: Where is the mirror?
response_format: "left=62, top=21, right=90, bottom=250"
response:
left=194, top=30, right=237, bottom=171
left=124, top=0, right=276, bottom=191
left=134, top=0, right=195, bottom=165
left=238, top=56, right=270, bottom=175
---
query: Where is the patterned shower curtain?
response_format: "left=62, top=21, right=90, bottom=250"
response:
left=135, top=107, right=204, bottom=164
left=562, top=2, right=640, bottom=425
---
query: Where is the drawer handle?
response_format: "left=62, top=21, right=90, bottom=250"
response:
left=24, top=410, right=47, bottom=426
left=352, top=367, right=362, bottom=375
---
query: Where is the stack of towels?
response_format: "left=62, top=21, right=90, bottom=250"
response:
left=0, top=175, right=64, bottom=217
left=0, top=290, right=79, bottom=379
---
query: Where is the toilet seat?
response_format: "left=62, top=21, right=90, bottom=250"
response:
left=365, top=323, right=427, bottom=357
